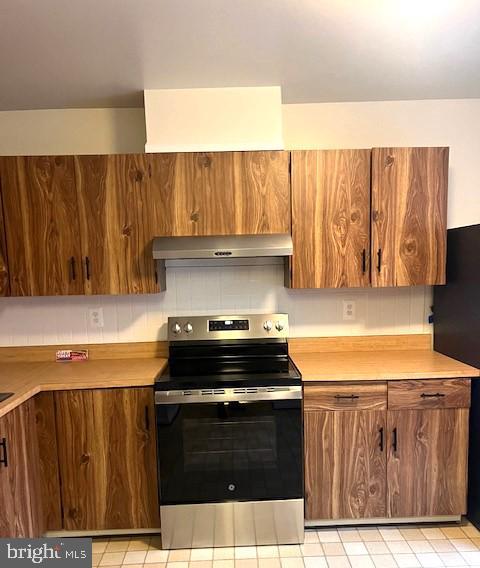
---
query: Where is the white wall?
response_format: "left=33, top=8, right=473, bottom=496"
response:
left=5, top=98, right=479, bottom=345
left=0, top=108, right=146, bottom=155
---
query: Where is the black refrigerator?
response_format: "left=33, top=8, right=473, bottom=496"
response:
left=434, top=223, right=480, bottom=528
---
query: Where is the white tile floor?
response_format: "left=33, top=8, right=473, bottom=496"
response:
left=91, top=523, right=480, bottom=568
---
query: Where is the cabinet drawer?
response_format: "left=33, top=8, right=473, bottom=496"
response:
left=388, top=379, right=471, bottom=410
left=304, top=383, right=387, bottom=411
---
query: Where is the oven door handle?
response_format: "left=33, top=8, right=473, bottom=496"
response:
left=155, top=386, right=302, bottom=405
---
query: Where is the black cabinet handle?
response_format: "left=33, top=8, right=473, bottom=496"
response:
left=334, top=394, right=360, bottom=400
left=421, top=392, right=445, bottom=398
left=362, top=249, right=367, bottom=274
left=145, top=406, right=150, bottom=431
left=85, top=257, right=90, bottom=281
left=379, top=427, right=384, bottom=452
left=70, top=257, right=76, bottom=281
left=0, top=437, right=8, bottom=467
left=392, top=427, right=398, bottom=453
left=377, top=249, right=382, bottom=272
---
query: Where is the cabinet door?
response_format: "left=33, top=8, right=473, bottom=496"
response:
left=0, top=415, right=12, bottom=536
left=387, top=408, right=468, bottom=517
left=232, top=151, right=290, bottom=234
left=55, top=388, right=160, bottom=530
left=291, top=150, right=371, bottom=288
left=35, top=392, right=63, bottom=531
left=0, top=400, right=43, bottom=537
left=0, top=189, right=9, bottom=296
left=0, top=156, right=84, bottom=296
left=74, top=154, right=158, bottom=295
left=371, top=147, right=448, bottom=287
left=304, top=409, right=386, bottom=520
left=149, top=151, right=290, bottom=237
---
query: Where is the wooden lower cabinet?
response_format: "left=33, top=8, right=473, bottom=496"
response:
left=35, top=392, right=63, bottom=531
left=0, top=399, right=43, bottom=537
left=55, top=387, right=160, bottom=530
left=387, top=408, right=469, bottom=517
left=304, top=380, right=470, bottom=522
left=305, top=408, right=386, bottom=520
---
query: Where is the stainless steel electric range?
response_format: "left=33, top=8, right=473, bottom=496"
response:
left=155, top=314, right=304, bottom=549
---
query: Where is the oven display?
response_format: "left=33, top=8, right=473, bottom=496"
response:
left=208, top=319, right=249, bottom=331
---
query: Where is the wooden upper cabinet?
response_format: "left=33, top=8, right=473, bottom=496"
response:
left=0, top=156, right=84, bottom=296
left=0, top=189, right=9, bottom=296
left=291, top=150, right=371, bottom=288
left=149, top=151, right=290, bottom=237
left=233, top=151, right=290, bottom=234
left=0, top=147, right=449, bottom=295
left=74, top=154, right=157, bottom=295
left=55, top=388, right=159, bottom=531
left=387, top=408, right=468, bottom=517
left=371, top=147, right=449, bottom=287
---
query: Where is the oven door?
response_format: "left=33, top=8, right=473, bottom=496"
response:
left=155, top=387, right=303, bottom=505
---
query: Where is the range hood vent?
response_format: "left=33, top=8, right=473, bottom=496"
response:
left=153, top=234, right=293, bottom=291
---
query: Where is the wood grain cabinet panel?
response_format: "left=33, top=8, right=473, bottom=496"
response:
left=304, top=409, right=334, bottom=520
left=0, top=400, right=43, bottom=537
left=149, top=151, right=290, bottom=237
left=55, top=389, right=96, bottom=530
left=304, top=382, right=387, bottom=411
left=291, top=150, right=371, bottom=288
left=35, top=392, right=63, bottom=531
left=0, top=156, right=84, bottom=296
left=387, top=408, right=468, bottom=517
left=148, top=152, right=235, bottom=236
left=55, top=388, right=160, bottom=530
left=0, top=188, right=9, bottom=296
left=388, top=379, right=471, bottom=410
left=232, top=151, right=290, bottom=234
left=371, top=147, right=449, bottom=287
left=74, top=154, right=158, bottom=295
left=304, top=406, right=386, bottom=520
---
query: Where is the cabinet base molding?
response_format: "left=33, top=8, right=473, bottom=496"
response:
left=45, top=528, right=161, bottom=538
left=44, top=516, right=463, bottom=537
left=305, top=515, right=461, bottom=527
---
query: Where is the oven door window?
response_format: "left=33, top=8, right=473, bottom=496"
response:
left=156, top=400, right=302, bottom=505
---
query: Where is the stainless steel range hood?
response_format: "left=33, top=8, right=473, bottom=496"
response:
left=152, top=234, right=293, bottom=291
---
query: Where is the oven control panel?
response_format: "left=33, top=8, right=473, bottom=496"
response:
left=168, top=314, right=289, bottom=341
left=209, top=319, right=249, bottom=332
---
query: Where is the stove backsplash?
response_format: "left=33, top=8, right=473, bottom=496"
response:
left=0, top=264, right=432, bottom=346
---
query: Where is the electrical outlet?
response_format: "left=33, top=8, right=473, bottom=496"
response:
left=342, top=300, right=356, bottom=321
left=88, top=308, right=104, bottom=328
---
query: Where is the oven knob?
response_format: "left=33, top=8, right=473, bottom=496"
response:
left=184, top=322, right=193, bottom=334
left=171, top=323, right=182, bottom=335
left=275, top=321, right=284, bottom=331
left=263, top=320, right=273, bottom=332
